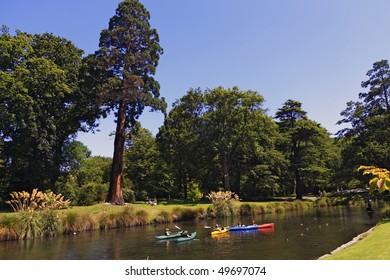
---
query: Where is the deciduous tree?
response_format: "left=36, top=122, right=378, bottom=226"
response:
left=0, top=29, right=101, bottom=193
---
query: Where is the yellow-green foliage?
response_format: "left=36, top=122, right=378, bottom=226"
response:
left=6, top=189, right=71, bottom=212
left=358, top=165, right=390, bottom=193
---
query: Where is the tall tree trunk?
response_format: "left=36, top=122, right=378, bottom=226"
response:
left=223, top=153, right=231, bottom=191
left=293, top=141, right=303, bottom=199
left=295, top=168, right=303, bottom=199
left=106, top=100, right=127, bottom=205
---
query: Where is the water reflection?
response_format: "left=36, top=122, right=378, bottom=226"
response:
left=0, top=206, right=379, bottom=260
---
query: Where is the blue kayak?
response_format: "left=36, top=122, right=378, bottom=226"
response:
left=176, top=232, right=197, bottom=243
left=228, top=225, right=258, bottom=231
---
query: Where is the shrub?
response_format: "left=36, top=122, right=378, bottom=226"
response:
left=187, top=181, right=203, bottom=202
left=206, top=191, right=239, bottom=217
left=77, top=183, right=107, bottom=206
left=123, top=187, right=136, bottom=203
left=41, top=211, right=62, bottom=237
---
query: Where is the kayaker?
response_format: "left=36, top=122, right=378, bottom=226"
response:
left=366, top=199, right=373, bottom=212
left=180, top=230, right=190, bottom=237
left=214, top=224, right=222, bottom=231
left=165, top=228, right=171, bottom=236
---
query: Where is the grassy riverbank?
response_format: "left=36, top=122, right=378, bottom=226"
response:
left=320, top=219, right=390, bottom=260
left=0, top=199, right=318, bottom=241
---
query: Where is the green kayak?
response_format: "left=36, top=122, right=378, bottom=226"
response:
left=176, top=232, right=197, bottom=243
left=155, top=231, right=182, bottom=240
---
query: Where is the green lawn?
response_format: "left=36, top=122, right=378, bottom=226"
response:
left=321, top=219, right=390, bottom=260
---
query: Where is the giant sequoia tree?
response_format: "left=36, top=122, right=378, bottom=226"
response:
left=0, top=28, right=100, bottom=193
left=96, top=0, right=165, bottom=204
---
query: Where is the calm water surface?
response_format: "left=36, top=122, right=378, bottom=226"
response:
left=0, top=206, right=379, bottom=260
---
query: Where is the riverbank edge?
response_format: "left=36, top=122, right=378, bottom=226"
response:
left=318, top=227, right=375, bottom=259
left=318, top=220, right=390, bottom=260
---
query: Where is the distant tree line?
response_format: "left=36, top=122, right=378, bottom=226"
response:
left=1, top=0, right=390, bottom=206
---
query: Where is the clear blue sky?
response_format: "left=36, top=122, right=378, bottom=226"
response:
left=2, top=0, right=390, bottom=157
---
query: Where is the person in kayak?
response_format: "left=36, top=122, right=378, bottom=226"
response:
left=214, top=224, right=222, bottom=231
left=165, top=228, right=171, bottom=236
left=180, top=230, right=190, bottom=237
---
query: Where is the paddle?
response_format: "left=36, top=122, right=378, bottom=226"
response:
left=174, top=225, right=181, bottom=231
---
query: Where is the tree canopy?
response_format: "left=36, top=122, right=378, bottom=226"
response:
left=336, top=60, right=390, bottom=188
left=0, top=29, right=101, bottom=195
left=157, top=87, right=287, bottom=199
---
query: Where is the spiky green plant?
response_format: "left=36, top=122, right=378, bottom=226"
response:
left=18, top=210, right=44, bottom=239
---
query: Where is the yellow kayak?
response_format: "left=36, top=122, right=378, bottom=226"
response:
left=211, top=227, right=228, bottom=235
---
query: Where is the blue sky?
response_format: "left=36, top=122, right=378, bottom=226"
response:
left=2, top=0, right=390, bottom=157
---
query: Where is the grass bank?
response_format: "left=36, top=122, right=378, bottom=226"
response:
left=320, top=219, right=390, bottom=260
left=0, top=200, right=315, bottom=241
left=0, top=197, right=365, bottom=242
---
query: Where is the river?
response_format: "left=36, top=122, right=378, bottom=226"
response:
left=0, top=206, right=379, bottom=260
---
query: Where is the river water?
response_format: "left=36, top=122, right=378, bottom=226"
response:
left=0, top=206, right=379, bottom=260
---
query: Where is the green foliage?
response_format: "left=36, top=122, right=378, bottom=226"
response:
left=187, top=181, right=203, bottom=202
left=76, top=182, right=107, bottom=206
left=337, top=60, right=390, bottom=188
left=275, top=100, right=340, bottom=198
left=17, top=210, right=44, bottom=240
left=41, top=210, right=62, bottom=237
left=123, top=187, right=136, bottom=203
left=158, top=86, right=285, bottom=199
left=0, top=29, right=101, bottom=193
left=55, top=156, right=111, bottom=206
left=124, top=127, right=166, bottom=198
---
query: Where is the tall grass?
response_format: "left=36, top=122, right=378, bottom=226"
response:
left=17, top=210, right=44, bottom=240
left=0, top=214, right=19, bottom=241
